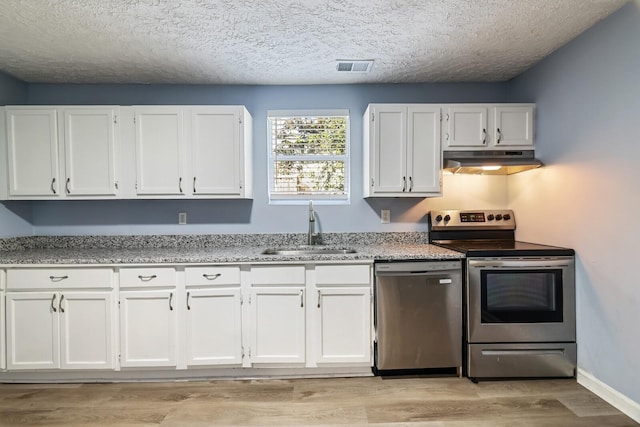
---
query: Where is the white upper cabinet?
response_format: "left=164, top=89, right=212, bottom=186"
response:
left=134, top=107, right=185, bottom=196
left=493, top=105, right=534, bottom=147
left=64, top=108, right=117, bottom=196
left=444, top=106, right=488, bottom=148
left=443, top=104, right=535, bottom=150
left=4, top=106, right=119, bottom=199
left=6, top=108, right=61, bottom=197
left=132, top=105, right=252, bottom=198
left=363, top=104, right=441, bottom=197
left=191, top=106, right=251, bottom=197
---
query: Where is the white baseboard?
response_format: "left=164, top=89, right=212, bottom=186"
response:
left=577, top=368, right=640, bottom=423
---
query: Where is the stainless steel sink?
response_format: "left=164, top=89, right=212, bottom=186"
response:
left=262, top=247, right=357, bottom=256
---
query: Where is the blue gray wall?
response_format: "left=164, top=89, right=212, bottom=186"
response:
left=508, top=1, right=640, bottom=407
left=21, top=83, right=510, bottom=235
left=0, top=71, right=32, bottom=237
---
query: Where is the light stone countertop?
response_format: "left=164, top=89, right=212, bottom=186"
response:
left=0, top=233, right=464, bottom=265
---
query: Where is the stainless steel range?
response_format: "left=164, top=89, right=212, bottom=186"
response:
left=428, top=209, right=576, bottom=381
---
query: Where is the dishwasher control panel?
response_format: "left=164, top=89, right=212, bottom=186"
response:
left=375, top=260, right=461, bottom=274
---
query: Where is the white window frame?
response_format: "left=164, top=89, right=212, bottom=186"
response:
left=267, top=109, right=350, bottom=205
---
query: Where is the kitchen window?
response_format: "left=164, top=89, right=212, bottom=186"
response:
left=267, top=110, right=349, bottom=203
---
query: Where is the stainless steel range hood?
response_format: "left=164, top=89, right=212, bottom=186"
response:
left=443, top=150, right=543, bottom=175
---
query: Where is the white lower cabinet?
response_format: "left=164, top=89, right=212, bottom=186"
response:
left=249, top=287, right=306, bottom=365
left=119, top=289, right=177, bottom=368
left=6, top=291, right=115, bottom=370
left=1, top=262, right=372, bottom=378
left=314, top=287, right=372, bottom=364
left=185, top=288, right=243, bottom=366
left=312, top=264, right=373, bottom=366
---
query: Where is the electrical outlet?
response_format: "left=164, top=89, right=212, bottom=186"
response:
left=178, top=212, right=187, bottom=225
left=381, top=209, right=391, bottom=224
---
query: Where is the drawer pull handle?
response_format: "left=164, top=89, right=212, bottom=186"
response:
left=49, top=275, right=69, bottom=282
left=300, top=289, right=304, bottom=308
left=496, top=127, right=502, bottom=144
left=51, top=294, right=57, bottom=312
left=59, top=294, right=65, bottom=313
left=317, top=290, right=321, bottom=308
left=203, top=273, right=222, bottom=280
left=186, top=292, right=191, bottom=310
left=138, top=275, right=157, bottom=281
left=169, top=292, right=174, bottom=311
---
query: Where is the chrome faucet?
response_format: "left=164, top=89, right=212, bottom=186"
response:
left=308, top=200, right=317, bottom=245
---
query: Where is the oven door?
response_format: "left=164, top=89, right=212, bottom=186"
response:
left=467, top=257, right=575, bottom=343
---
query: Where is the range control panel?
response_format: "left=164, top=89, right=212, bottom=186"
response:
left=429, top=210, right=516, bottom=231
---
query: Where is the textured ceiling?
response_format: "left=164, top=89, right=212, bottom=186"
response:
left=0, top=0, right=628, bottom=85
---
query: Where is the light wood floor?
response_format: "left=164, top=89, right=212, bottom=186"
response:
left=0, top=376, right=636, bottom=426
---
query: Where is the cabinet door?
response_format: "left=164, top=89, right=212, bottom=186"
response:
left=6, top=292, right=59, bottom=370
left=191, top=108, right=242, bottom=196
left=186, top=288, right=242, bottom=366
left=493, top=106, right=534, bottom=147
left=249, top=287, right=306, bottom=364
left=59, top=291, right=115, bottom=370
left=120, top=290, right=177, bottom=367
left=445, top=106, right=488, bottom=148
left=314, top=288, right=371, bottom=364
left=6, top=108, right=61, bottom=197
left=407, top=106, right=441, bottom=194
left=134, top=108, right=184, bottom=195
left=63, top=108, right=117, bottom=196
left=372, top=106, right=407, bottom=193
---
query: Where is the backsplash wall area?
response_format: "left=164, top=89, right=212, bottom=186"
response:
left=1, top=81, right=510, bottom=236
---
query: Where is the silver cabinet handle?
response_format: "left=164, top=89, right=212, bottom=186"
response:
left=402, top=176, right=406, bottom=192
left=138, top=275, right=157, bottom=281
left=169, top=292, right=174, bottom=311
left=317, top=290, right=321, bottom=308
left=51, top=294, right=57, bottom=312
left=49, top=275, right=69, bottom=282
left=186, top=292, right=191, bottom=310
left=179, top=177, right=183, bottom=193
left=51, top=178, right=57, bottom=194
left=59, top=294, right=65, bottom=313
left=193, top=177, right=197, bottom=193
left=203, top=273, right=221, bottom=280
left=496, top=128, right=502, bottom=144
left=482, top=128, right=487, bottom=145
left=65, top=178, right=70, bottom=194
left=300, top=289, right=304, bottom=308
left=409, top=176, right=413, bottom=192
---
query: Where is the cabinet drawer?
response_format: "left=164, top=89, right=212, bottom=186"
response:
left=316, top=264, right=371, bottom=285
left=119, top=267, right=176, bottom=288
left=6, top=268, right=114, bottom=290
left=185, top=266, right=240, bottom=286
left=251, top=265, right=305, bottom=286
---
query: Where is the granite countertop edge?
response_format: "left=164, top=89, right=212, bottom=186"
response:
left=0, top=233, right=465, bottom=265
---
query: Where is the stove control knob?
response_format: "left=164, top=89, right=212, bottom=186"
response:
left=487, top=214, right=495, bottom=221
left=503, top=213, right=511, bottom=221
left=435, top=214, right=443, bottom=222
left=495, top=214, right=503, bottom=221
left=444, top=214, right=451, bottom=222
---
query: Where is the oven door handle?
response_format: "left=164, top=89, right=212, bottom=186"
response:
left=481, top=349, right=566, bottom=356
left=469, top=259, right=573, bottom=269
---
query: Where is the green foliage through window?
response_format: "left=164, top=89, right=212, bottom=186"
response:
left=268, top=111, right=349, bottom=200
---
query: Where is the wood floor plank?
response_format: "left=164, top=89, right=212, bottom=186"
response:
left=0, top=377, right=635, bottom=426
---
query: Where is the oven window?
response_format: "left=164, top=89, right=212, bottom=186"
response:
left=480, top=269, right=563, bottom=323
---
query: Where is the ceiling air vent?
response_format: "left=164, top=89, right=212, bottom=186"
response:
left=335, top=60, right=374, bottom=73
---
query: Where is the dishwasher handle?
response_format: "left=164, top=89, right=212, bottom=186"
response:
left=375, top=270, right=459, bottom=277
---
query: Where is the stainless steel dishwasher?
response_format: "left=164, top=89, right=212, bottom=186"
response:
left=374, top=260, right=462, bottom=373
